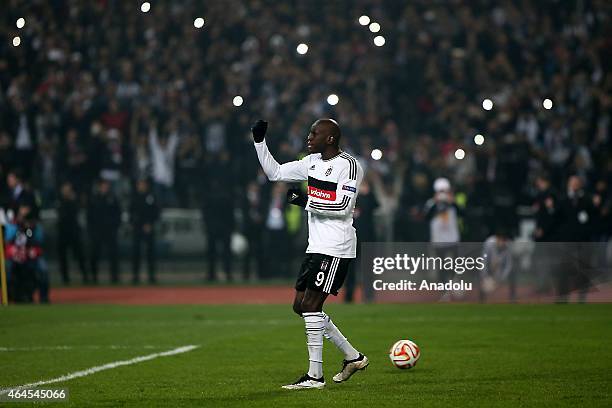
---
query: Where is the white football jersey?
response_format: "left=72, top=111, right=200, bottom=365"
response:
left=255, top=140, right=364, bottom=258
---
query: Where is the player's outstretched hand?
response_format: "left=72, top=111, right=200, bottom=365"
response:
left=251, top=119, right=268, bottom=143
left=287, top=188, right=307, bottom=208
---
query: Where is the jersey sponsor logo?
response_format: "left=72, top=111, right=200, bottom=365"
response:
left=342, top=185, right=357, bottom=193
left=308, top=186, right=336, bottom=201
left=308, top=176, right=338, bottom=201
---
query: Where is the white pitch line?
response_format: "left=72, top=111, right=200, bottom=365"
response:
left=0, top=345, right=163, bottom=352
left=0, top=345, right=199, bottom=395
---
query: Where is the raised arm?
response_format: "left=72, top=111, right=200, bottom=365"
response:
left=252, top=120, right=309, bottom=182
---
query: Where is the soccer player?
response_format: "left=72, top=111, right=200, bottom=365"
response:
left=252, top=118, right=368, bottom=389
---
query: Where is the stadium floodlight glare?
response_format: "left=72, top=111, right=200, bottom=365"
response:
left=371, top=149, right=383, bottom=160
left=474, top=134, right=485, bottom=145
left=16, top=18, right=25, bottom=29
left=369, top=22, right=381, bottom=33
left=194, top=17, right=204, bottom=28
left=296, top=43, right=309, bottom=55
left=374, top=36, right=386, bottom=47
left=543, top=98, right=553, bottom=110
left=454, top=148, right=465, bottom=160
left=12, top=36, right=21, bottom=47
left=232, top=95, right=244, bottom=107
left=140, top=2, right=151, bottom=13
left=482, top=98, right=493, bottom=111
left=327, top=94, right=339, bottom=106
left=358, top=15, right=370, bottom=26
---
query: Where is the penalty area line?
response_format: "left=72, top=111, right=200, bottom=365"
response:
left=0, top=345, right=199, bottom=395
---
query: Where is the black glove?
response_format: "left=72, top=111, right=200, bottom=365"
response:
left=287, top=188, right=307, bottom=208
left=251, top=119, right=268, bottom=143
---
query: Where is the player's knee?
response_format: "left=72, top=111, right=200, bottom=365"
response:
left=300, top=297, right=321, bottom=313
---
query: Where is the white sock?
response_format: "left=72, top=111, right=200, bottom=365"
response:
left=322, top=312, right=360, bottom=361
left=303, top=312, right=324, bottom=379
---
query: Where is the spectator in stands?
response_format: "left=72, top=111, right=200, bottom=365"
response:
left=130, top=178, right=160, bottom=284
left=149, top=120, right=179, bottom=207
left=57, top=181, right=88, bottom=284
left=425, top=178, right=461, bottom=283
left=531, top=173, right=560, bottom=293
left=242, top=181, right=266, bottom=281
left=87, top=179, right=122, bottom=284
left=556, top=175, right=596, bottom=303
left=263, top=183, right=290, bottom=279
left=480, top=228, right=515, bottom=303
left=201, top=151, right=234, bottom=281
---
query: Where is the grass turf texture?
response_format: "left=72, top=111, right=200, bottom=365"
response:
left=1, top=304, right=611, bottom=407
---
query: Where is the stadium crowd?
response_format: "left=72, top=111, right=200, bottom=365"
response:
left=0, top=1, right=610, bottom=298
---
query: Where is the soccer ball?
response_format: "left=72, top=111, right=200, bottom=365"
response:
left=389, top=339, right=420, bottom=369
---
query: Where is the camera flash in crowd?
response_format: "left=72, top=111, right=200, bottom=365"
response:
left=374, top=36, right=386, bottom=47
left=232, top=95, right=243, bottom=107
left=543, top=98, right=553, bottom=110
left=474, top=134, right=485, bottom=145
left=296, top=43, right=308, bottom=55
left=12, top=36, right=21, bottom=47
left=194, top=18, right=205, bottom=29
left=455, top=148, right=465, bottom=160
left=358, top=15, right=370, bottom=26
left=371, top=149, right=383, bottom=161
left=369, top=22, right=381, bottom=33
left=327, top=94, right=339, bottom=106
left=140, top=2, right=151, bottom=13
left=482, top=98, right=493, bottom=111
left=16, top=18, right=25, bottom=29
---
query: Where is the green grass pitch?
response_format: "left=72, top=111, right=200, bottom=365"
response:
left=1, top=303, right=611, bottom=407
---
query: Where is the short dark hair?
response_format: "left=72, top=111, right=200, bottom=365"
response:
left=317, top=118, right=341, bottom=146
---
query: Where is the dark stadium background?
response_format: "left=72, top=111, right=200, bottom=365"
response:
left=0, top=0, right=610, bottom=303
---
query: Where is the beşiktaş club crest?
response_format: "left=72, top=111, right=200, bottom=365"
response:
left=310, top=165, right=315, bottom=170
left=320, top=258, right=329, bottom=271
left=325, top=166, right=333, bottom=176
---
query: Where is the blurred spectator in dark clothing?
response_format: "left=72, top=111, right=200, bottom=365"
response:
left=242, top=181, right=266, bottom=280
left=395, top=170, right=430, bottom=241
left=531, top=173, right=560, bottom=293
left=57, top=181, right=88, bottom=284
left=263, top=183, right=290, bottom=279
left=592, top=179, right=611, bottom=242
left=130, top=179, right=160, bottom=284
left=201, top=152, right=234, bottom=281
left=557, top=176, right=596, bottom=242
left=57, top=128, right=89, bottom=197
left=5, top=170, right=38, bottom=221
left=101, top=99, right=129, bottom=135
left=346, top=179, right=379, bottom=303
left=175, top=132, right=203, bottom=208
left=532, top=173, right=560, bottom=242
left=556, top=176, right=596, bottom=303
left=5, top=204, right=43, bottom=303
left=87, top=179, right=122, bottom=283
